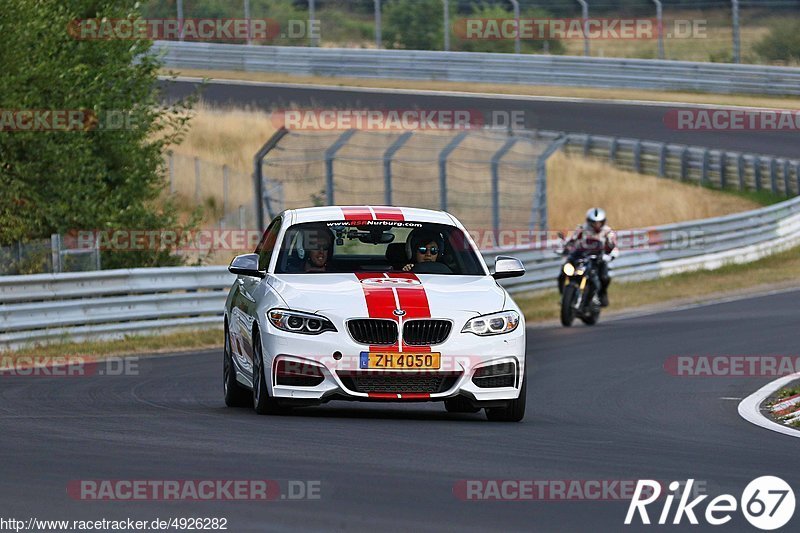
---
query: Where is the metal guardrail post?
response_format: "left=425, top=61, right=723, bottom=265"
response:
left=490, top=138, right=519, bottom=237
left=584, top=134, right=591, bottom=156
left=324, top=129, right=358, bottom=206
left=383, top=132, right=413, bottom=206
left=577, top=0, right=589, bottom=56
left=374, top=0, right=381, bottom=48
left=50, top=234, right=61, bottom=274
left=732, top=0, right=741, bottom=64
left=658, top=143, right=667, bottom=177
left=719, top=152, right=727, bottom=189
left=253, top=127, right=290, bottom=231
left=609, top=137, right=618, bottom=164
left=701, top=149, right=710, bottom=186
left=753, top=156, right=762, bottom=192
left=796, top=162, right=800, bottom=196
left=737, top=154, right=745, bottom=190
left=653, top=1, right=664, bottom=60
left=438, top=131, right=469, bottom=212
left=769, top=158, right=778, bottom=194
left=680, top=147, right=689, bottom=181
left=633, top=140, right=642, bottom=173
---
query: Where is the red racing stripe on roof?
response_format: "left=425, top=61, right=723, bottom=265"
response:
left=371, top=207, right=404, bottom=220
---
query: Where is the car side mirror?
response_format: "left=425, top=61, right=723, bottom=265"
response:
left=492, top=256, right=525, bottom=280
left=229, top=253, right=265, bottom=278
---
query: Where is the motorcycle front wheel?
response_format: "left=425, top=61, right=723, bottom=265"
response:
left=560, top=284, right=577, bottom=327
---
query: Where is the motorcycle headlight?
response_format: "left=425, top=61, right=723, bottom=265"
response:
left=563, top=263, right=575, bottom=276
left=268, top=309, right=337, bottom=335
left=462, top=311, right=520, bottom=336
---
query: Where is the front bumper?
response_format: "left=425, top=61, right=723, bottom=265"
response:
left=260, top=322, right=526, bottom=405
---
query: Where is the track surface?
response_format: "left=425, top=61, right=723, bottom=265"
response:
left=164, top=79, right=800, bottom=158
left=3, top=289, right=800, bottom=531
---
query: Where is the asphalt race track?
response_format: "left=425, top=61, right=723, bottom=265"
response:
left=3, top=289, right=799, bottom=531
left=164, top=79, right=800, bottom=159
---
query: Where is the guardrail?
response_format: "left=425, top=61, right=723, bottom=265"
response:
left=2, top=193, right=799, bottom=349
left=155, top=41, right=800, bottom=96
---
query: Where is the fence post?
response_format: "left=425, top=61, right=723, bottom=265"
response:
left=796, top=162, right=800, bottom=197
left=658, top=143, right=667, bottom=177
left=253, top=127, right=290, bottom=230
left=719, top=151, right=727, bottom=189
left=491, top=138, right=519, bottom=238
left=177, top=0, right=184, bottom=41
left=324, top=129, right=357, bottom=206
left=244, top=0, right=252, bottom=45
left=633, top=140, right=642, bottom=173
left=510, top=0, right=521, bottom=54
left=438, top=131, right=469, bottom=212
left=532, top=136, right=567, bottom=231
left=374, top=0, right=381, bottom=48
left=783, top=159, right=791, bottom=197
left=308, top=0, right=318, bottom=47
left=737, top=154, right=745, bottom=190
left=239, top=205, right=246, bottom=230
left=50, top=234, right=61, bottom=274
left=194, top=156, right=201, bottom=204
left=442, top=0, right=450, bottom=51
left=653, top=0, right=664, bottom=59
left=731, top=0, right=741, bottom=64
left=168, top=151, right=175, bottom=194
left=577, top=0, right=589, bottom=56
left=769, top=158, right=778, bottom=194
left=383, top=132, right=413, bottom=206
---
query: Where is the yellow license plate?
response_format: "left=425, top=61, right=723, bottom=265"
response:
left=360, top=352, right=441, bottom=370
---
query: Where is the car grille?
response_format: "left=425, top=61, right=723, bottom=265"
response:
left=347, top=319, right=398, bottom=345
left=402, top=320, right=452, bottom=345
left=338, top=371, right=460, bottom=394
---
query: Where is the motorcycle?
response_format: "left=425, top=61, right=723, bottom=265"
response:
left=557, top=244, right=603, bottom=327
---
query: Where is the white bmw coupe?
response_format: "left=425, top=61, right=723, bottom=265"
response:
left=223, top=206, right=527, bottom=421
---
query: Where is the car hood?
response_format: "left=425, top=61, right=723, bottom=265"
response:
left=268, top=274, right=506, bottom=317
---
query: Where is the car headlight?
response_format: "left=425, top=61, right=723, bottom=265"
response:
left=267, top=309, right=337, bottom=335
left=562, top=263, right=575, bottom=276
left=461, top=310, right=520, bottom=336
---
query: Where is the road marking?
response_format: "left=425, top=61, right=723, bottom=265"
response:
left=738, top=372, right=800, bottom=439
left=719, top=397, right=742, bottom=401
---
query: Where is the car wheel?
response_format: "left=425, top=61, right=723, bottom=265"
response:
left=252, top=331, right=289, bottom=416
left=444, top=396, right=481, bottom=414
left=224, top=326, right=251, bottom=407
left=485, top=370, right=527, bottom=422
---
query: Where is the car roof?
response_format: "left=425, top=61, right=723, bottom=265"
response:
left=286, top=206, right=459, bottom=227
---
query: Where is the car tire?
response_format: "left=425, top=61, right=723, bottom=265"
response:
left=444, top=396, right=481, bottom=414
left=485, top=369, right=527, bottom=422
left=252, top=331, right=289, bottom=416
left=224, top=326, right=251, bottom=408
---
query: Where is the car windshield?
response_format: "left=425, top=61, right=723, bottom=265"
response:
left=275, top=220, right=485, bottom=275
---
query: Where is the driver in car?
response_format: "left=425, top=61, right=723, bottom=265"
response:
left=303, top=226, right=333, bottom=272
left=402, top=230, right=442, bottom=272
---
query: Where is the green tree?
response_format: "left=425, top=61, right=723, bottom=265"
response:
left=0, top=0, right=197, bottom=269
left=383, top=0, right=444, bottom=50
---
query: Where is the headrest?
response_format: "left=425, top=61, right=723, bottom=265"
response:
left=385, top=242, right=408, bottom=266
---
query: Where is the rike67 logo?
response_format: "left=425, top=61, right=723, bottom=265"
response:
left=625, top=477, right=795, bottom=530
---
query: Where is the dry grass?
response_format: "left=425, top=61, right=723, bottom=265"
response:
left=547, top=152, right=759, bottom=231
left=165, top=68, right=800, bottom=111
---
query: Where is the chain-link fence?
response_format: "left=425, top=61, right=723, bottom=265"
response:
left=256, top=128, right=562, bottom=235
left=139, top=0, right=799, bottom=64
left=0, top=235, right=101, bottom=276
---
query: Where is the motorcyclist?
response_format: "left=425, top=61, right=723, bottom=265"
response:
left=558, top=207, right=619, bottom=307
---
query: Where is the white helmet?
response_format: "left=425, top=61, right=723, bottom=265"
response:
left=586, top=207, right=606, bottom=228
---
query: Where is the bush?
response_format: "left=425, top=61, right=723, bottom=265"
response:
left=383, top=0, right=444, bottom=50
left=754, top=19, right=800, bottom=63
left=454, top=4, right=563, bottom=55
left=0, top=0, right=197, bottom=269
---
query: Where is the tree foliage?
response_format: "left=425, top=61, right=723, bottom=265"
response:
left=0, top=0, right=196, bottom=268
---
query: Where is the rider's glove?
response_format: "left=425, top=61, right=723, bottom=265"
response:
left=602, top=253, right=613, bottom=263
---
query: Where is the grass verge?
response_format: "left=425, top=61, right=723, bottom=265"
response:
left=3, top=245, right=799, bottom=360
left=165, top=68, right=800, bottom=110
